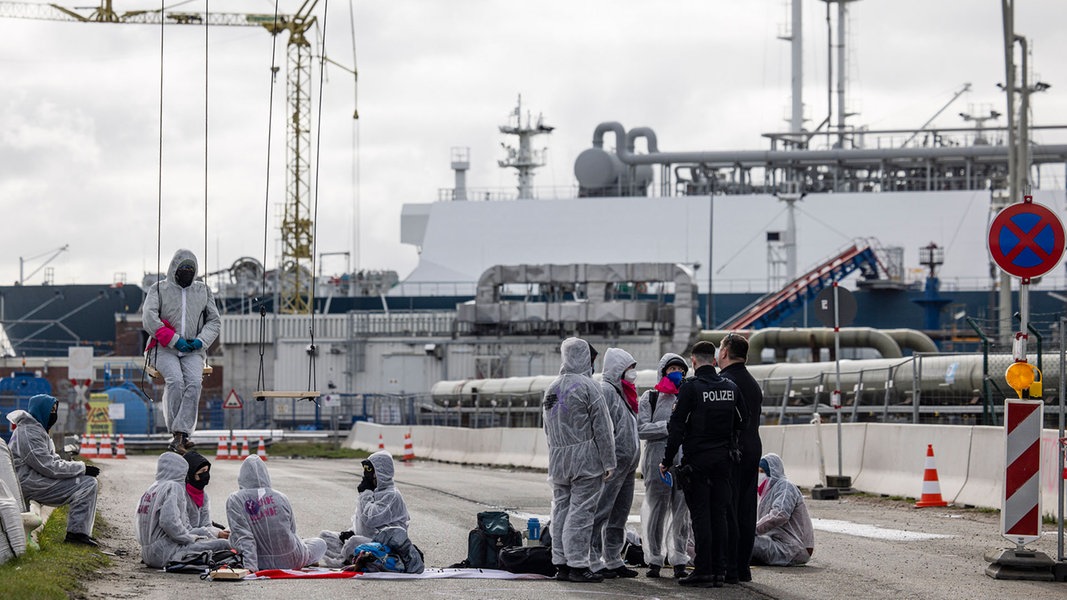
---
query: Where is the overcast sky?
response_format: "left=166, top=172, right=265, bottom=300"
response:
left=1, top=0, right=1066, bottom=288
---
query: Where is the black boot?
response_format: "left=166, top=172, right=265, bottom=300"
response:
left=645, top=564, right=661, bottom=578
left=568, top=567, right=605, bottom=583
left=180, top=432, right=196, bottom=451
left=166, top=432, right=184, bottom=454
left=64, top=532, right=99, bottom=547
left=554, top=564, right=570, bottom=581
left=673, top=564, right=688, bottom=578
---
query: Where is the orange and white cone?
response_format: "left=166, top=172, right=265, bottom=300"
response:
left=256, top=437, right=268, bottom=462
left=98, top=435, right=112, bottom=459
left=378, top=433, right=385, bottom=451
left=80, top=434, right=96, bottom=459
left=241, top=437, right=251, bottom=459
left=402, top=431, right=415, bottom=462
left=115, top=435, right=127, bottom=459
left=216, top=436, right=230, bottom=460
left=915, top=444, right=949, bottom=507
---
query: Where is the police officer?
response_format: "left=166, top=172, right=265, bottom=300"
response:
left=718, top=332, right=762, bottom=583
left=660, top=340, right=744, bottom=588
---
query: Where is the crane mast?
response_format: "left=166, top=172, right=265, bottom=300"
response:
left=0, top=0, right=337, bottom=314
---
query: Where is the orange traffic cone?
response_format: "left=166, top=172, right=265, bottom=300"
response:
left=256, top=437, right=268, bottom=461
left=915, top=444, right=949, bottom=507
left=80, top=434, right=96, bottom=459
left=402, top=431, right=415, bottom=462
left=98, top=435, right=112, bottom=459
left=241, top=437, right=251, bottom=459
left=216, top=436, right=230, bottom=460
left=378, top=433, right=385, bottom=451
left=115, top=435, right=127, bottom=459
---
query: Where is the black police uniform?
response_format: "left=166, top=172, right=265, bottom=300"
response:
left=663, top=364, right=744, bottom=584
left=720, top=362, right=763, bottom=582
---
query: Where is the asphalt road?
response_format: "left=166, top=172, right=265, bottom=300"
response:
left=84, top=455, right=1067, bottom=599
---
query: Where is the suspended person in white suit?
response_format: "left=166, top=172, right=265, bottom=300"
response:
left=7, top=394, right=100, bottom=547
left=135, top=452, right=232, bottom=568
left=225, top=456, right=327, bottom=572
left=142, top=249, right=221, bottom=454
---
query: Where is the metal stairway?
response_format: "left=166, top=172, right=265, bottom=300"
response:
left=719, top=241, right=882, bottom=330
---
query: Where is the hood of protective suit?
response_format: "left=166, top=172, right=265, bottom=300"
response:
left=156, top=452, right=189, bottom=483
left=238, top=455, right=272, bottom=489
left=658, top=353, right=688, bottom=378
left=761, top=453, right=786, bottom=480
left=167, top=248, right=198, bottom=283
left=367, top=450, right=395, bottom=489
left=27, top=394, right=56, bottom=429
left=602, top=348, right=635, bottom=388
left=559, top=337, right=592, bottom=375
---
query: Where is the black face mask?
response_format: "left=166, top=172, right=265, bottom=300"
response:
left=174, top=267, right=195, bottom=288
left=190, top=472, right=210, bottom=490
left=46, top=411, right=58, bottom=432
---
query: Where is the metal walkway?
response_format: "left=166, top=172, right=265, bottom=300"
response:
left=719, top=242, right=881, bottom=330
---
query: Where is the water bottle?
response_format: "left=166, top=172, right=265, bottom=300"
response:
left=527, top=517, right=541, bottom=542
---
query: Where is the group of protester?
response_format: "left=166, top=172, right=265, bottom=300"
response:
left=5, top=249, right=812, bottom=583
left=543, top=335, right=815, bottom=587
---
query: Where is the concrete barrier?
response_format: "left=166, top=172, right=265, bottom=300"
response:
left=343, top=422, right=1065, bottom=516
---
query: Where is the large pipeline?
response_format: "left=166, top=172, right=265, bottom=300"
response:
left=431, top=352, right=1060, bottom=406
left=695, top=327, right=937, bottom=364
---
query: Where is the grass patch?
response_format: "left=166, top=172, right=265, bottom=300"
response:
left=202, top=441, right=370, bottom=460
left=0, top=506, right=111, bottom=600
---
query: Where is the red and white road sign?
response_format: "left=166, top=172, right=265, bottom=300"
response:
left=223, top=389, right=243, bottom=410
left=1002, top=399, right=1043, bottom=545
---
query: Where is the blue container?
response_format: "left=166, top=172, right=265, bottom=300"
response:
left=105, top=385, right=153, bottom=435
left=527, top=517, right=541, bottom=541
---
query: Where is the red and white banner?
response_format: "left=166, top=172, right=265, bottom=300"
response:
left=1002, top=399, right=1043, bottom=545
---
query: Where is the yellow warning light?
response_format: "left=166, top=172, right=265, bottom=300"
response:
left=1005, top=362, right=1038, bottom=398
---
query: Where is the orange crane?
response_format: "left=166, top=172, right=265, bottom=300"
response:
left=0, top=0, right=357, bottom=314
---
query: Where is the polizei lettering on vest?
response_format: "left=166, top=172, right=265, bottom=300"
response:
left=702, top=389, right=734, bottom=402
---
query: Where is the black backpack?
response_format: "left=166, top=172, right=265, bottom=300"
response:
left=497, top=545, right=555, bottom=576
left=464, top=511, right=523, bottom=569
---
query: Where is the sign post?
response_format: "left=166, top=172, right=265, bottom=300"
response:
left=986, top=195, right=1065, bottom=579
left=814, top=284, right=856, bottom=489
left=223, top=389, right=243, bottom=431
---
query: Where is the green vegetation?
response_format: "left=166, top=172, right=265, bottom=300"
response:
left=204, top=441, right=370, bottom=460
left=0, top=506, right=110, bottom=600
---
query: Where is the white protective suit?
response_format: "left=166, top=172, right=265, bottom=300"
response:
left=589, top=348, right=640, bottom=572
left=637, top=352, right=692, bottom=568
left=182, top=452, right=222, bottom=538
left=225, top=456, right=327, bottom=572
left=142, top=249, right=221, bottom=435
left=543, top=337, right=616, bottom=569
left=135, top=453, right=231, bottom=568
left=8, top=406, right=97, bottom=536
left=752, top=453, right=815, bottom=566
left=320, top=450, right=422, bottom=571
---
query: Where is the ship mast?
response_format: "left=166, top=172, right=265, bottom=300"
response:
left=498, top=95, right=553, bottom=200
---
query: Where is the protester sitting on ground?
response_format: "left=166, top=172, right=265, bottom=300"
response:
left=226, top=455, right=327, bottom=572
left=751, top=453, right=815, bottom=566
left=182, top=452, right=229, bottom=540
left=135, top=452, right=233, bottom=568
left=320, top=450, right=423, bottom=573
left=8, top=394, right=100, bottom=547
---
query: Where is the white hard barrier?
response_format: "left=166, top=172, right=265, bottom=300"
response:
left=346, top=422, right=1066, bottom=516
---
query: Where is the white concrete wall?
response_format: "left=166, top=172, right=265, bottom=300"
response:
left=349, top=421, right=1067, bottom=517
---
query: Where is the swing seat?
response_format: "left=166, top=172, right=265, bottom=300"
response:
left=253, top=390, right=321, bottom=402
left=145, top=361, right=213, bottom=379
